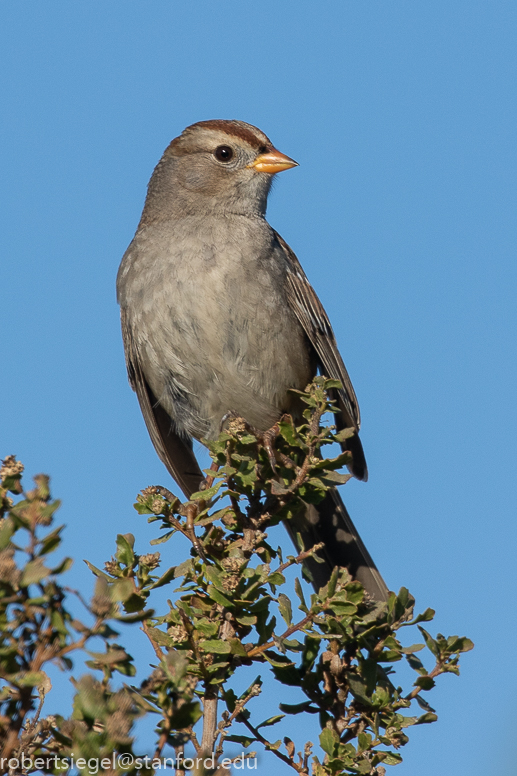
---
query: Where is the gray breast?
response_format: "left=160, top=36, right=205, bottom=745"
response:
left=117, top=215, right=313, bottom=439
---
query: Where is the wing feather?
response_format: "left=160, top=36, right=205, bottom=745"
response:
left=120, top=309, right=203, bottom=497
left=276, top=231, right=368, bottom=480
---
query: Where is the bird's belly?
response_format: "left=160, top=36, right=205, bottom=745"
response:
left=157, top=292, right=313, bottom=439
left=201, top=311, right=313, bottom=437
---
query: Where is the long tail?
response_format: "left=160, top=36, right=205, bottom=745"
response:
left=286, top=488, right=389, bottom=601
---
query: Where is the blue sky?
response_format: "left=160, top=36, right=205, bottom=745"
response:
left=1, top=2, right=516, bottom=773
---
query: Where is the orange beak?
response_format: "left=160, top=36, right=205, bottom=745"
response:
left=248, top=148, right=298, bottom=174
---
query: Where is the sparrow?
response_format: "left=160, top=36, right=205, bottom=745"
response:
left=117, top=119, right=388, bottom=600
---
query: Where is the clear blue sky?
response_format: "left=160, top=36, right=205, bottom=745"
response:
left=2, top=2, right=516, bottom=773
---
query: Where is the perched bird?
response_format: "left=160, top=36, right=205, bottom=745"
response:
left=117, top=119, right=388, bottom=600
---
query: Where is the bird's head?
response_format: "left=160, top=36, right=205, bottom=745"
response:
left=141, top=119, right=298, bottom=221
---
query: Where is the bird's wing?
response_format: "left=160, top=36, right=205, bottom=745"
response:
left=275, top=231, right=368, bottom=481
left=120, top=308, right=203, bottom=498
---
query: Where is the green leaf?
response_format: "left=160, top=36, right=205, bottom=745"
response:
left=115, top=608, right=154, bottom=623
left=272, top=663, right=301, bottom=686
left=195, top=511, right=222, bottom=527
left=122, top=592, right=147, bottom=613
left=160, top=651, right=189, bottom=684
left=131, top=691, right=161, bottom=715
left=320, top=727, right=338, bottom=756
left=148, top=565, right=177, bottom=589
left=415, top=694, right=436, bottom=713
left=49, top=556, right=73, bottom=575
left=225, top=735, right=257, bottom=747
left=200, top=639, right=231, bottom=654
left=106, top=650, right=135, bottom=669
left=150, top=530, right=175, bottom=545
left=207, top=586, right=235, bottom=608
left=229, top=638, right=248, bottom=657
left=194, top=618, right=219, bottom=637
left=0, top=517, right=15, bottom=550
left=418, top=626, right=440, bottom=657
left=326, top=567, right=339, bottom=598
left=86, top=648, right=132, bottom=666
left=50, top=609, right=68, bottom=636
left=264, top=651, right=295, bottom=669
left=312, top=451, right=352, bottom=472
left=267, top=571, right=286, bottom=586
left=115, top=533, right=135, bottom=567
left=360, top=658, right=378, bottom=697
left=312, top=471, right=351, bottom=486
left=282, top=638, right=303, bottom=651
left=174, top=559, right=193, bottom=578
left=358, top=732, right=372, bottom=752
left=111, top=578, right=134, bottom=603
left=39, top=525, right=64, bottom=555
left=146, top=627, right=174, bottom=647
left=383, top=753, right=403, bottom=765
left=406, top=652, right=427, bottom=674
left=279, top=701, right=318, bottom=715
left=400, top=643, right=425, bottom=654
left=238, top=434, right=257, bottom=444
left=333, top=426, right=355, bottom=442
left=223, top=688, right=238, bottom=713
left=330, top=601, right=358, bottom=616
left=190, top=481, right=223, bottom=501
left=235, top=614, right=257, bottom=626
left=398, top=715, right=419, bottom=729
left=26, top=596, right=48, bottom=605
left=278, top=419, right=299, bottom=446
left=134, top=502, right=154, bottom=515
left=256, top=714, right=285, bottom=729
left=414, top=675, right=436, bottom=691
left=206, top=564, right=226, bottom=590
left=84, top=559, right=113, bottom=580
left=294, top=577, right=308, bottom=613
left=353, top=758, right=374, bottom=775
left=346, top=672, right=372, bottom=705
left=38, top=501, right=61, bottom=523
left=278, top=593, right=292, bottom=626
left=447, top=636, right=474, bottom=653
left=10, top=671, right=47, bottom=688
left=73, top=676, right=107, bottom=721
left=416, top=712, right=438, bottom=724
left=403, top=607, right=435, bottom=626
left=302, top=636, right=320, bottom=671
left=21, top=558, right=50, bottom=586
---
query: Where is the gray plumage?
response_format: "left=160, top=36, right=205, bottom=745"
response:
left=117, top=119, right=388, bottom=601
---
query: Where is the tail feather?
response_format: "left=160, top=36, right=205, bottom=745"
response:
left=286, top=488, right=388, bottom=601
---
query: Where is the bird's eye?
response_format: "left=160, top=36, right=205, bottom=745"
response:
left=214, top=145, right=234, bottom=162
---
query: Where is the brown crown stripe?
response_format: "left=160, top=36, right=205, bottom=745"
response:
left=167, top=119, right=273, bottom=155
